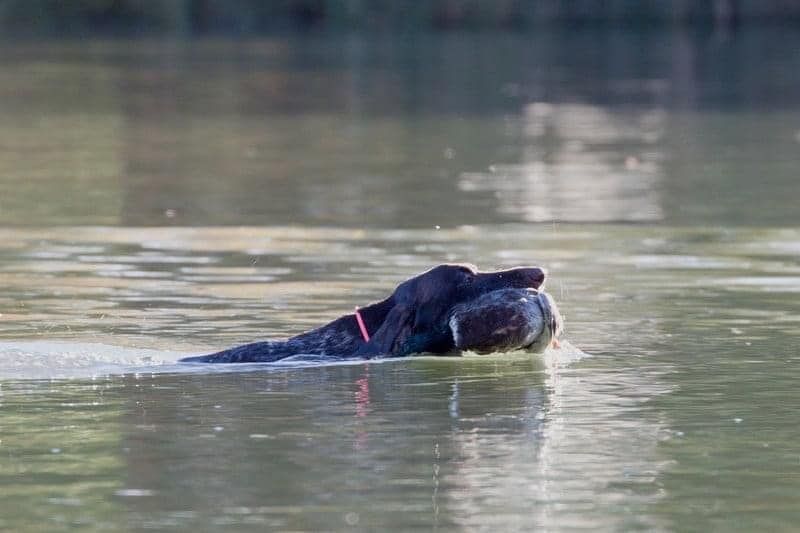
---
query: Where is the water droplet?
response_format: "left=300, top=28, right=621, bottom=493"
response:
left=50, top=448, right=61, bottom=454
left=47, top=497, right=82, bottom=506
left=213, top=426, right=224, bottom=432
left=734, top=418, right=743, bottom=424
left=344, top=512, right=360, bottom=526
left=114, top=489, right=154, bottom=497
left=164, top=209, right=177, bottom=218
left=443, top=148, right=456, bottom=159
left=624, top=156, right=640, bottom=170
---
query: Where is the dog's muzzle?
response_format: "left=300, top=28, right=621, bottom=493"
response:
left=523, top=291, right=564, bottom=353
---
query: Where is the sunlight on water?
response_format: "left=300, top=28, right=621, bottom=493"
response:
left=459, top=104, right=664, bottom=222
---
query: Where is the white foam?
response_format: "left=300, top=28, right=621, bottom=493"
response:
left=0, top=339, right=590, bottom=380
left=542, top=340, right=591, bottom=367
left=0, top=340, right=190, bottom=380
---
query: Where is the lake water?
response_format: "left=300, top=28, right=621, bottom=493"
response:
left=1, top=30, right=799, bottom=531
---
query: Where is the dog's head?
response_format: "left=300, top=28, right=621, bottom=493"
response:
left=359, top=264, right=547, bottom=356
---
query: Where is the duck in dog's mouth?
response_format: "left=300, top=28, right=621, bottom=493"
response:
left=448, top=288, right=564, bottom=355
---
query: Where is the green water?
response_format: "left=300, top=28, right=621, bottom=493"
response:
left=1, top=31, right=799, bottom=531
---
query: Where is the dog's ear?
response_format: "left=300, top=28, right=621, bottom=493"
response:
left=358, top=304, right=416, bottom=357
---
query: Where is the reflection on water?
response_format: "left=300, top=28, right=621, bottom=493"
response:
left=2, top=30, right=800, bottom=531
left=460, top=103, right=665, bottom=222
left=2, top=31, right=800, bottom=227
left=2, top=349, right=674, bottom=531
left=2, top=225, right=800, bottom=529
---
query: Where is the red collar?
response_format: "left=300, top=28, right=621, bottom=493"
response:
left=354, top=307, right=371, bottom=342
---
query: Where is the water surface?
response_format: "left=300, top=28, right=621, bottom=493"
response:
left=1, top=31, right=799, bottom=531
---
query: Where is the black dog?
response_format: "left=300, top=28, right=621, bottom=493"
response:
left=181, top=264, right=547, bottom=363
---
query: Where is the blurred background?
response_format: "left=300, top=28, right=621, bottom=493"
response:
left=2, top=0, right=800, bottom=33
left=1, top=0, right=799, bottom=228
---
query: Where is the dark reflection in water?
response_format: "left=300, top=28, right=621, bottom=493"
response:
left=0, top=351, right=674, bottom=531
left=116, top=360, right=551, bottom=530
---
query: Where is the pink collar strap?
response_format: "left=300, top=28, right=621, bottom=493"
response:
left=354, top=307, right=370, bottom=342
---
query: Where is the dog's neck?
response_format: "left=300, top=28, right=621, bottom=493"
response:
left=284, top=295, right=395, bottom=354
left=353, top=296, right=395, bottom=338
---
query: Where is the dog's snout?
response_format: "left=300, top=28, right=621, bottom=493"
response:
left=532, top=267, right=546, bottom=287
left=515, top=267, right=546, bottom=289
